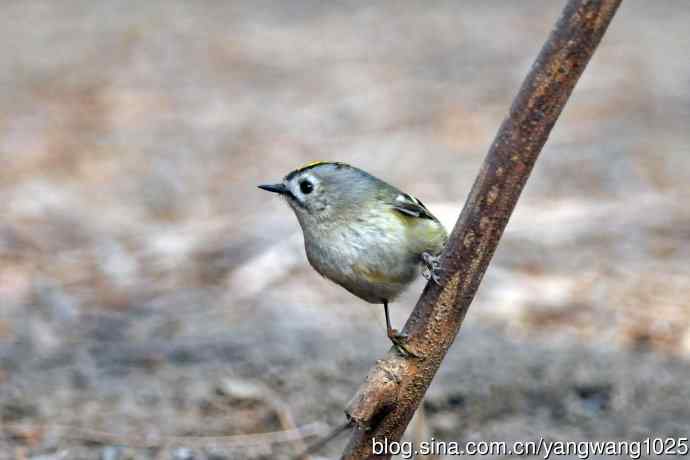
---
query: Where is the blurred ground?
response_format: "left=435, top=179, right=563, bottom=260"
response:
left=1, top=1, right=689, bottom=459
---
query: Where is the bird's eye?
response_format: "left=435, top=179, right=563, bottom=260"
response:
left=299, top=180, right=314, bottom=194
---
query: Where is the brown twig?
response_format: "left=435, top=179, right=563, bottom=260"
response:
left=267, top=391, right=314, bottom=460
left=341, top=1, right=623, bottom=458
left=2, top=422, right=327, bottom=450
left=298, top=421, right=353, bottom=458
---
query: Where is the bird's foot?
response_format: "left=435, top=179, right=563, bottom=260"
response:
left=422, top=252, right=442, bottom=285
left=387, top=329, right=419, bottom=358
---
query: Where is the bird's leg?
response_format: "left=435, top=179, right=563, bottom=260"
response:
left=383, top=300, right=397, bottom=338
left=422, top=251, right=442, bottom=285
left=383, top=300, right=418, bottom=358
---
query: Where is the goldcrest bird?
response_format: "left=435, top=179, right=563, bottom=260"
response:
left=259, top=161, right=447, bottom=354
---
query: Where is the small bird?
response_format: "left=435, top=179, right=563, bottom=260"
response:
left=259, top=161, right=447, bottom=354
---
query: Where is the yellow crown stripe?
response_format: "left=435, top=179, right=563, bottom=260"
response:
left=299, top=160, right=329, bottom=170
left=286, top=161, right=348, bottom=179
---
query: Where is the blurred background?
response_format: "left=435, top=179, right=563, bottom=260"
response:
left=1, top=1, right=689, bottom=459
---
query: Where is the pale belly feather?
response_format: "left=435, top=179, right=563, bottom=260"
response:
left=303, top=214, right=420, bottom=304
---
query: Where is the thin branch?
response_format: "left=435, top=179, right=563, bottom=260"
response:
left=341, top=1, right=623, bottom=458
left=267, top=391, right=314, bottom=460
left=299, top=421, right=353, bottom=458
left=3, top=422, right=327, bottom=450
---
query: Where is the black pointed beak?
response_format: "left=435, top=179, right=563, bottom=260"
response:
left=258, top=183, right=288, bottom=195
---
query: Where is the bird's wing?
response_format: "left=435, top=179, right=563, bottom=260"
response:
left=391, top=193, right=437, bottom=220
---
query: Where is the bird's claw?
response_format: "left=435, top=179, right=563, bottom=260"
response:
left=422, top=252, right=442, bottom=285
left=387, top=329, right=419, bottom=358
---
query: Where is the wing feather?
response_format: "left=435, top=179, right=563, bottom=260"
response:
left=392, top=193, right=436, bottom=220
